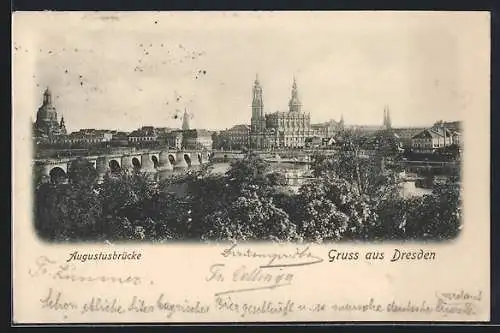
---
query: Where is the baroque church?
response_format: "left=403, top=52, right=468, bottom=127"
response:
left=250, top=75, right=314, bottom=149
left=33, top=87, right=67, bottom=139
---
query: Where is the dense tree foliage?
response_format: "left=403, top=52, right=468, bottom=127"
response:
left=34, top=143, right=462, bottom=243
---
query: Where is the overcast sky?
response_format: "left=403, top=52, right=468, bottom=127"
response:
left=13, top=11, right=489, bottom=132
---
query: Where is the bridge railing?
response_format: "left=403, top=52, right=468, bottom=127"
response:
left=33, top=148, right=213, bottom=164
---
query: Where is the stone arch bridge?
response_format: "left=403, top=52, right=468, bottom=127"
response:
left=34, top=150, right=212, bottom=183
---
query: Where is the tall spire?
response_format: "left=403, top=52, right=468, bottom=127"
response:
left=383, top=106, right=386, bottom=126
left=253, top=73, right=263, bottom=99
left=59, top=115, right=67, bottom=134
left=383, top=105, right=392, bottom=129
left=43, top=86, right=52, bottom=105
left=387, top=105, right=392, bottom=129
left=252, top=73, right=264, bottom=119
left=182, top=108, right=191, bottom=131
left=291, top=76, right=298, bottom=100
left=289, top=76, right=302, bottom=113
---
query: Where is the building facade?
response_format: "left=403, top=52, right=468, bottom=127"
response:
left=218, top=124, right=250, bottom=150
left=64, top=129, right=113, bottom=145
left=451, top=131, right=461, bottom=146
left=110, top=131, right=130, bottom=146
left=304, top=136, right=322, bottom=148
left=128, top=126, right=158, bottom=144
left=411, top=125, right=453, bottom=153
left=249, top=76, right=314, bottom=149
left=167, top=130, right=184, bottom=150
left=33, top=87, right=67, bottom=140
left=311, top=117, right=344, bottom=139
left=182, top=129, right=213, bottom=150
left=392, top=127, right=426, bottom=150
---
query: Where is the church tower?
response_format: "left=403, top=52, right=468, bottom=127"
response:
left=34, top=87, right=63, bottom=137
left=383, top=105, right=392, bottom=129
left=182, top=108, right=191, bottom=130
left=36, top=87, right=58, bottom=123
left=59, top=116, right=68, bottom=135
left=59, top=116, right=67, bottom=135
left=251, top=74, right=264, bottom=132
left=43, top=87, right=52, bottom=104
left=288, top=76, right=302, bottom=113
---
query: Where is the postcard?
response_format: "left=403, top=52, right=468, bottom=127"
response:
left=12, top=11, right=490, bottom=323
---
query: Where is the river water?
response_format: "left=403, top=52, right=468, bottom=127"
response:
left=159, top=161, right=432, bottom=198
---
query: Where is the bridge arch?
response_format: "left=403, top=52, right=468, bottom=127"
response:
left=168, top=154, right=176, bottom=165
left=132, top=157, right=141, bottom=170
left=49, top=167, right=67, bottom=184
left=158, top=151, right=173, bottom=170
left=121, top=156, right=134, bottom=170
left=109, top=159, right=121, bottom=173
left=151, top=155, right=159, bottom=168
left=204, top=152, right=212, bottom=163
left=67, top=158, right=98, bottom=184
left=184, top=154, right=192, bottom=167
left=174, top=152, right=188, bottom=169
left=140, top=154, right=156, bottom=172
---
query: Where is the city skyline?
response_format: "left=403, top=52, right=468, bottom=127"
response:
left=28, top=85, right=460, bottom=134
left=13, top=11, right=486, bottom=132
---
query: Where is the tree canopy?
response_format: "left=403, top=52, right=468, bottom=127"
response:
left=34, top=141, right=461, bottom=243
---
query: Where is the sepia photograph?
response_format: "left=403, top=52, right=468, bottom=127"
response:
left=12, top=11, right=492, bottom=324
left=24, top=12, right=464, bottom=244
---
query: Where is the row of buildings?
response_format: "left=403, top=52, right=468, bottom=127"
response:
left=246, top=75, right=462, bottom=154
left=42, top=125, right=213, bottom=151
left=213, top=75, right=346, bottom=150
left=216, top=75, right=462, bottom=154
left=32, top=88, right=213, bottom=150
left=33, top=84, right=462, bottom=155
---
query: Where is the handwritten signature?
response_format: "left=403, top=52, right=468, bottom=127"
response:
left=220, top=243, right=324, bottom=268
left=433, top=290, right=482, bottom=316
left=206, top=263, right=294, bottom=296
left=29, top=256, right=142, bottom=285
left=435, top=290, right=482, bottom=302
left=207, top=244, right=323, bottom=297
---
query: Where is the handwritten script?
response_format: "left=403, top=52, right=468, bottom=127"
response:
left=37, top=287, right=483, bottom=320
left=220, top=243, right=324, bottom=268
left=26, top=254, right=485, bottom=321
left=40, top=288, right=210, bottom=319
left=29, top=256, right=143, bottom=285
left=203, top=244, right=324, bottom=296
